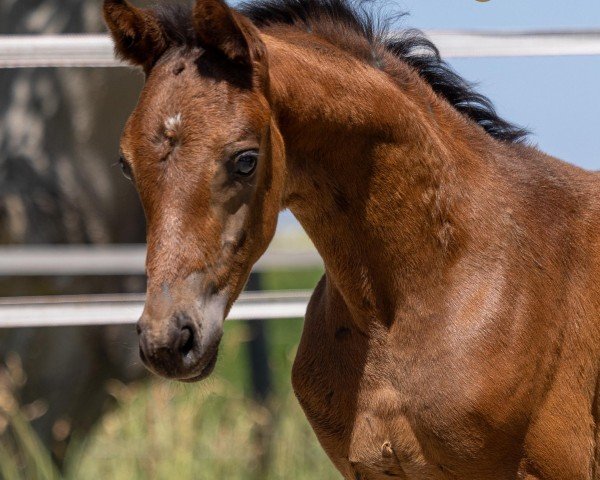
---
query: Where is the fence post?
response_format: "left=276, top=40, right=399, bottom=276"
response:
left=244, top=272, right=272, bottom=402
left=244, top=272, right=274, bottom=476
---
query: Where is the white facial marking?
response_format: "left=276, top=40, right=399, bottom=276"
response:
left=164, top=113, right=182, bottom=138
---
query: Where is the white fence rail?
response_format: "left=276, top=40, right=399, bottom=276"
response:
left=0, top=244, right=321, bottom=276
left=0, top=291, right=312, bottom=328
left=0, top=30, right=599, bottom=68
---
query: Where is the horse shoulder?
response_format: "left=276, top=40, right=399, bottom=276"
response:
left=292, top=274, right=368, bottom=475
left=292, top=276, right=445, bottom=478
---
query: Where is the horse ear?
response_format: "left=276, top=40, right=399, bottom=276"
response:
left=192, top=0, right=264, bottom=66
left=103, top=0, right=167, bottom=70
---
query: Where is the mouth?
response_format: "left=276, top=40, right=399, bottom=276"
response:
left=178, top=347, right=219, bottom=383
left=139, top=341, right=220, bottom=383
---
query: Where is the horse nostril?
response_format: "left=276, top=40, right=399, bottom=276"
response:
left=178, top=326, right=195, bottom=356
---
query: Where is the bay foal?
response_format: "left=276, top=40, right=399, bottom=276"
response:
left=104, top=0, right=600, bottom=477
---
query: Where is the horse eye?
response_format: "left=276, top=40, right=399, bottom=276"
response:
left=233, top=151, right=258, bottom=177
left=119, top=156, right=133, bottom=181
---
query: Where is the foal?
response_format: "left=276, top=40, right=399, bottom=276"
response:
left=104, top=0, right=600, bottom=478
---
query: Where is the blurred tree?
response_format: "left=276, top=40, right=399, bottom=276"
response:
left=0, top=0, right=148, bottom=467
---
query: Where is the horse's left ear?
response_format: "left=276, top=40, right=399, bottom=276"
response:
left=193, top=0, right=265, bottom=67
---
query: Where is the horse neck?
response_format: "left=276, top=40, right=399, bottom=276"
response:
left=265, top=33, right=499, bottom=328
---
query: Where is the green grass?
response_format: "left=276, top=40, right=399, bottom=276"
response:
left=1, top=268, right=341, bottom=479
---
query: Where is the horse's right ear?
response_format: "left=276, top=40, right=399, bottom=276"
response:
left=193, top=0, right=265, bottom=67
left=103, top=0, right=166, bottom=71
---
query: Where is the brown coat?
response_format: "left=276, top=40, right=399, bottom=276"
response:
left=104, top=0, right=600, bottom=477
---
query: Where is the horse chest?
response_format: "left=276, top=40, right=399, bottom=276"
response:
left=292, top=297, right=525, bottom=479
left=293, top=343, right=461, bottom=479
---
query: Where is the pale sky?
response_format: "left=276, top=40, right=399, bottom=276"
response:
left=398, top=0, right=599, bottom=170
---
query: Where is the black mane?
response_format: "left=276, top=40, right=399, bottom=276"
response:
left=156, top=0, right=528, bottom=143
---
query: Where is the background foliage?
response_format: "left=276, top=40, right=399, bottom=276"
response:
left=0, top=269, right=341, bottom=480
